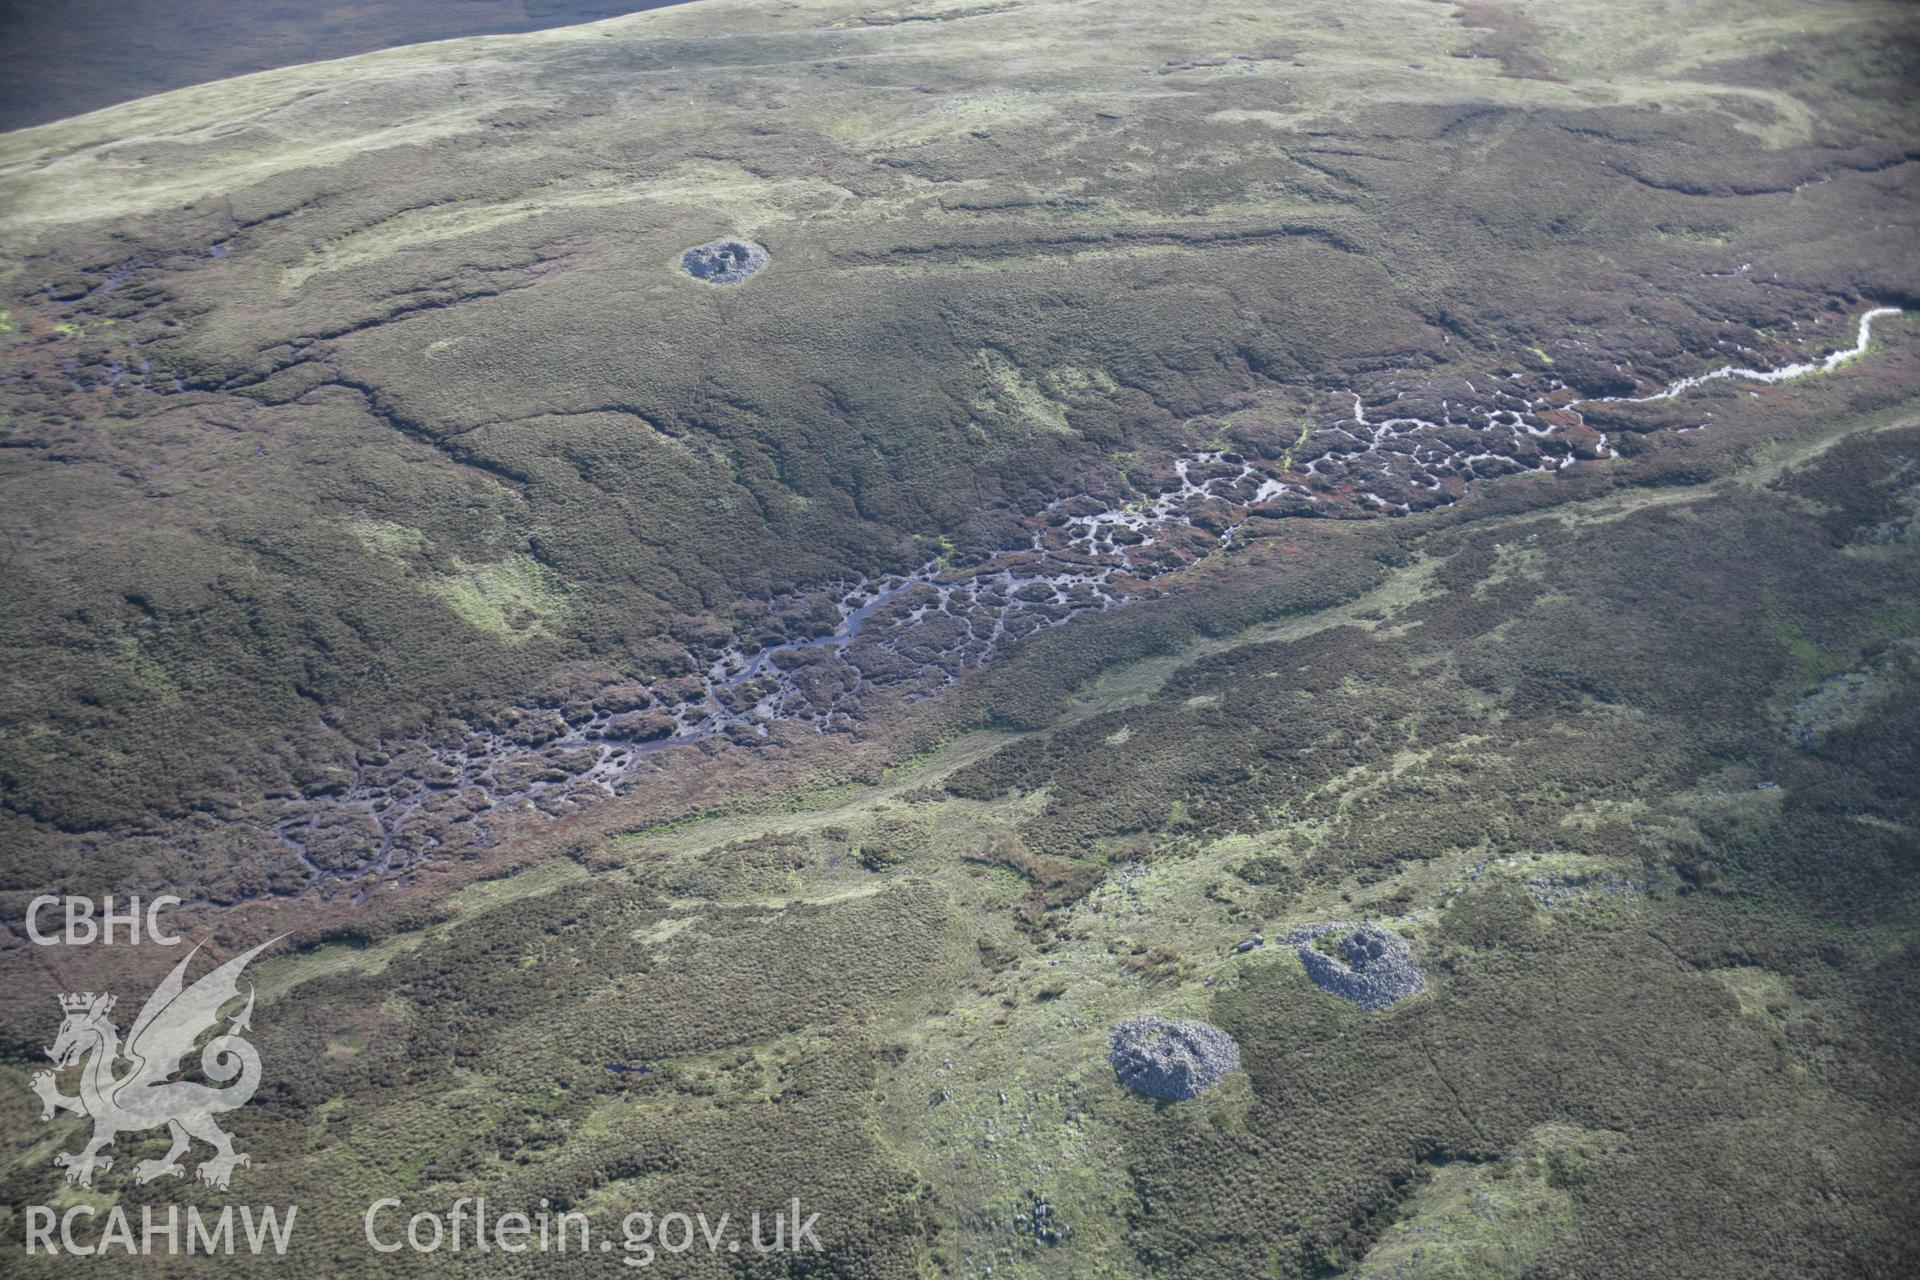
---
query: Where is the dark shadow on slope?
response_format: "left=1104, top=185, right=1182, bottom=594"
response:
left=0, top=0, right=698, bottom=132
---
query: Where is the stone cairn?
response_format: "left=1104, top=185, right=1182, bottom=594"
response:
left=1108, top=1017, right=1241, bottom=1100
left=1281, top=921, right=1425, bottom=1011
left=681, top=238, right=768, bottom=285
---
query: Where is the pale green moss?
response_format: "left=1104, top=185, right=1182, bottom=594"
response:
left=345, top=516, right=430, bottom=555
left=426, top=554, right=570, bottom=642
left=1355, top=1124, right=1624, bottom=1278
left=972, top=348, right=1074, bottom=435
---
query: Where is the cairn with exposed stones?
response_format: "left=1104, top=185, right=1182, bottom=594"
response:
left=680, top=238, right=768, bottom=285
left=1281, top=921, right=1425, bottom=1010
left=1108, top=1017, right=1240, bottom=1100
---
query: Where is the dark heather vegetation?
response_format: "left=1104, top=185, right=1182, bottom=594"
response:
left=1, top=1, right=1918, bottom=1277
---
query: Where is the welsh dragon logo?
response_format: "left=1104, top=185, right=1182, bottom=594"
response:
left=31, top=939, right=277, bottom=1189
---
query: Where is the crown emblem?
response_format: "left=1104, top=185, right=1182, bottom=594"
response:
left=35, top=940, right=277, bottom=1191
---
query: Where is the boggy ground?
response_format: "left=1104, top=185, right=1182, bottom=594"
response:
left=201, top=307, right=1906, bottom=896
left=4, top=317, right=1914, bottom=1278
left=1, top=1, right=1919, bottom=1276
left=2, top=0, right=1917, bottom=913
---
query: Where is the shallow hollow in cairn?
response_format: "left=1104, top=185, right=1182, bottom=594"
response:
left=680, top=238, right=768, bottom=285
left=1282, top=921, right=1426, bottom=1011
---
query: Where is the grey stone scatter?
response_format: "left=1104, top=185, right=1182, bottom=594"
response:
left=1526, top=871, right=1644, bottom=908
left=1785, top=641, right=1913, bottom=745
left=680, top=237, right=767, bottom=284
left=1281, top=921, right=1425, bottom=1010
left=1108, top=1017, right=1240, bottom=1100
left=1020, top=1192, right=1071, bottom=1246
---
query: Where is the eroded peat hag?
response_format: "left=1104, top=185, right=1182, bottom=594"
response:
left=264, top=305, right=1902, bottom=889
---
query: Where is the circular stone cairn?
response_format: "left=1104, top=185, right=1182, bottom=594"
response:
left=1282, top=921, right=1425, bottom=1011
left=1108, top=1017, right=1240, bottom=1100
left=680, top=238, right=767, bottom=285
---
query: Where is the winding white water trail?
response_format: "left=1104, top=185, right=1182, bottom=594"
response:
left=1580, top=306, right=1901, bottom=406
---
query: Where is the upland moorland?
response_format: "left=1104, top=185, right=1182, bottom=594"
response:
left=1, top=1, right=1917, bottom=1276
